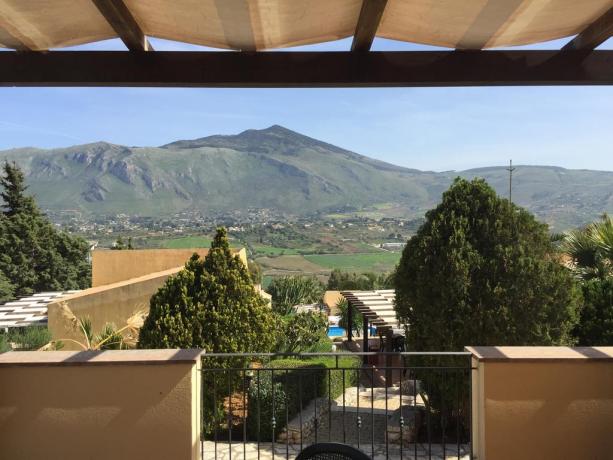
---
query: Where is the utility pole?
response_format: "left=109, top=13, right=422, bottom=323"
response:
left=506, top=159, right=516, bottom=204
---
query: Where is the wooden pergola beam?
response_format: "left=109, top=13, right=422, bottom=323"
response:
left=351, top=0, right=388, bottom=52
left=563, top=7, right=613, bottom=51
left=92, top=0, right=152, bottom=51
left=0, top=50, right=612, bottom=87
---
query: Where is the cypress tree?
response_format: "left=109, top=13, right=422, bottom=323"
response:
left=395, top=177, right=581, bottom=350
left=138, top=227, right=276, bottom=352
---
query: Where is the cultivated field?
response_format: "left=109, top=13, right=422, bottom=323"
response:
left=304, top=252, right=401, bottom=273
left=163, top=236, right=212, bottom=248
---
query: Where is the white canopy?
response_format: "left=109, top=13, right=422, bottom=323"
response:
left=0, top=0, right=610, bottom=51
left=341, top=289, right=398, bottom=332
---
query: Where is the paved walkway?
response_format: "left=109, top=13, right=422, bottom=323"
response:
left=201, top=441, right=470, bottom=460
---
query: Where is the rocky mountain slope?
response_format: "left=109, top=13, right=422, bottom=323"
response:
left=1, top=125, right=611, bottom=230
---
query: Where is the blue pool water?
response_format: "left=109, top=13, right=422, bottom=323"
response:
left=328, top=326, right=346, bottom=337
left=327, top=326, right=377, bottom=337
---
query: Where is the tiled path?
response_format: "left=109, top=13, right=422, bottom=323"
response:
left=201, top=441, right=470, bottom=460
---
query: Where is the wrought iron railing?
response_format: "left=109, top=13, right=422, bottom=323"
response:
left=200, top=352, right=472, bottom=460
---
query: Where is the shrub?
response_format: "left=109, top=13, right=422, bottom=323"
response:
left=246, top=355, right=360, bottom=441
left=246, top=371, right=288, bottom=441
left=1, top=326, right=53, bottom=351
left=276, top=312, right=327, bottom=353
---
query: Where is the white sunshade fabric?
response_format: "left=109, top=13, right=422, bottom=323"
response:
left=341, top=289, right=399, bottom=331
left=0, top=0, right=611, bottom=51
left=0, top=291, right=80, bottom=328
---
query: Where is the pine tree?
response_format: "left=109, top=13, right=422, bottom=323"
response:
left=0, top=268, right=14, bottom=302
left=138, top=227, right=276, bottom=352
left=0, top=162, right=36, bottom=216
left=0, top=162, right=91, bottom=295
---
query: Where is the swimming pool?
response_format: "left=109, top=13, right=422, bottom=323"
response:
left=327, top=326, right=377, bottom=337
left=327, top=326, right=346, bottom=337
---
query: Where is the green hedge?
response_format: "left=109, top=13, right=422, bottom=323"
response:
left=246, top=355, right=360, bottom=441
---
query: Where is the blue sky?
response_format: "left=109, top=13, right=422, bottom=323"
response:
left=0, top=36, right=612, bottom=172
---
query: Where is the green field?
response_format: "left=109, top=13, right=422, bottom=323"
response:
left=163, top=236, right=212, bottom=249
left=304, top=252, right=401, bottom=273
left=251, top=244, right=300, bottom=256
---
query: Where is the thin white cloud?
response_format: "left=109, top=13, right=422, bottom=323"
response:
left=0, top=120, right=85, bottom=143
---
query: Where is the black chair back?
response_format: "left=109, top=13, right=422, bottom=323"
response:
left=296, top=442, right=371, bottom=460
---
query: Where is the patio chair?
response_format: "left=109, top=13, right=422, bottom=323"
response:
left=296, top=442, right=371, bottom=460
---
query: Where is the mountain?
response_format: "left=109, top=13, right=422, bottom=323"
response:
left=0, top=125, right=611, bottom=230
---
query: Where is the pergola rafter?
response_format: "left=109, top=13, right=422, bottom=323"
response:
left=92, top=0, right=153, bottom=52
left=563, top=7, right=613, bottom=52
left=351, top=0, right=388, bottom=52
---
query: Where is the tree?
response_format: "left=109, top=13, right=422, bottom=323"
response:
left=395, top=178, right=581, bottom=434
left=395, top=178, right=580, bottom=351
left=0, top=162, right=91, bottom=296
left=327, top=269, right=393, bottom=291
left=266, top=276, right=324, bottom=315
left=138, top=227, right=276, bottom=352
left=0, top=269, right=14, bottom=303
left=573, top=278, right=613, bottom=345
left=0, top=161, right=36, bottom=216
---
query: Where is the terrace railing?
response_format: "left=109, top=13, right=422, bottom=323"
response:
left=200, top=352, right=473, bottom=460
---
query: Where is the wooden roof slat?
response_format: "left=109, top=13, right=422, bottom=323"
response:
left=353, top=0, right=388, bottom=52
left=343, top=288, right=398, bottom=330
left=563, top=7, right=613, bottom=52
left=92, top=0, right=152, bottom=51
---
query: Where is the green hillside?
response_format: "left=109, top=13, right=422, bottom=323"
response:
left=1, top=125, right=611, bottom=230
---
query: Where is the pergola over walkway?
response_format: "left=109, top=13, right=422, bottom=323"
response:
left=340, top=289, right=403, bottom=366
left=0, top=0, right=612, bottom=87
left=341, top=289, right=398, bottom=338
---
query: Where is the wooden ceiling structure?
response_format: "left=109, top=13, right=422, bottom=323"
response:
left=0, top=0, right=612, bottom=87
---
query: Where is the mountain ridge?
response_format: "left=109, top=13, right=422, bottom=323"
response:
left=0, top=125, right=611, bottom=230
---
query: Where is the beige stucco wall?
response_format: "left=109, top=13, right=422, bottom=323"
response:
left=48, top=267, right=181, bottom=349
left=323, top=290, right=343, bottom=315
left=92, top=248, right=248, bottom=287
left=468, top=346, right=613, bottom=460
left=0, top=349, right=201, bottom=460
left=50, top=247, right=253, bottom=349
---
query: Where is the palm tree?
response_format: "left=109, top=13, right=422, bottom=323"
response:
left=561, top=214, right=613, bottom=280
left=40, top=302, right=146, bottom=350
left=266, top=276, right=324, bottom=315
